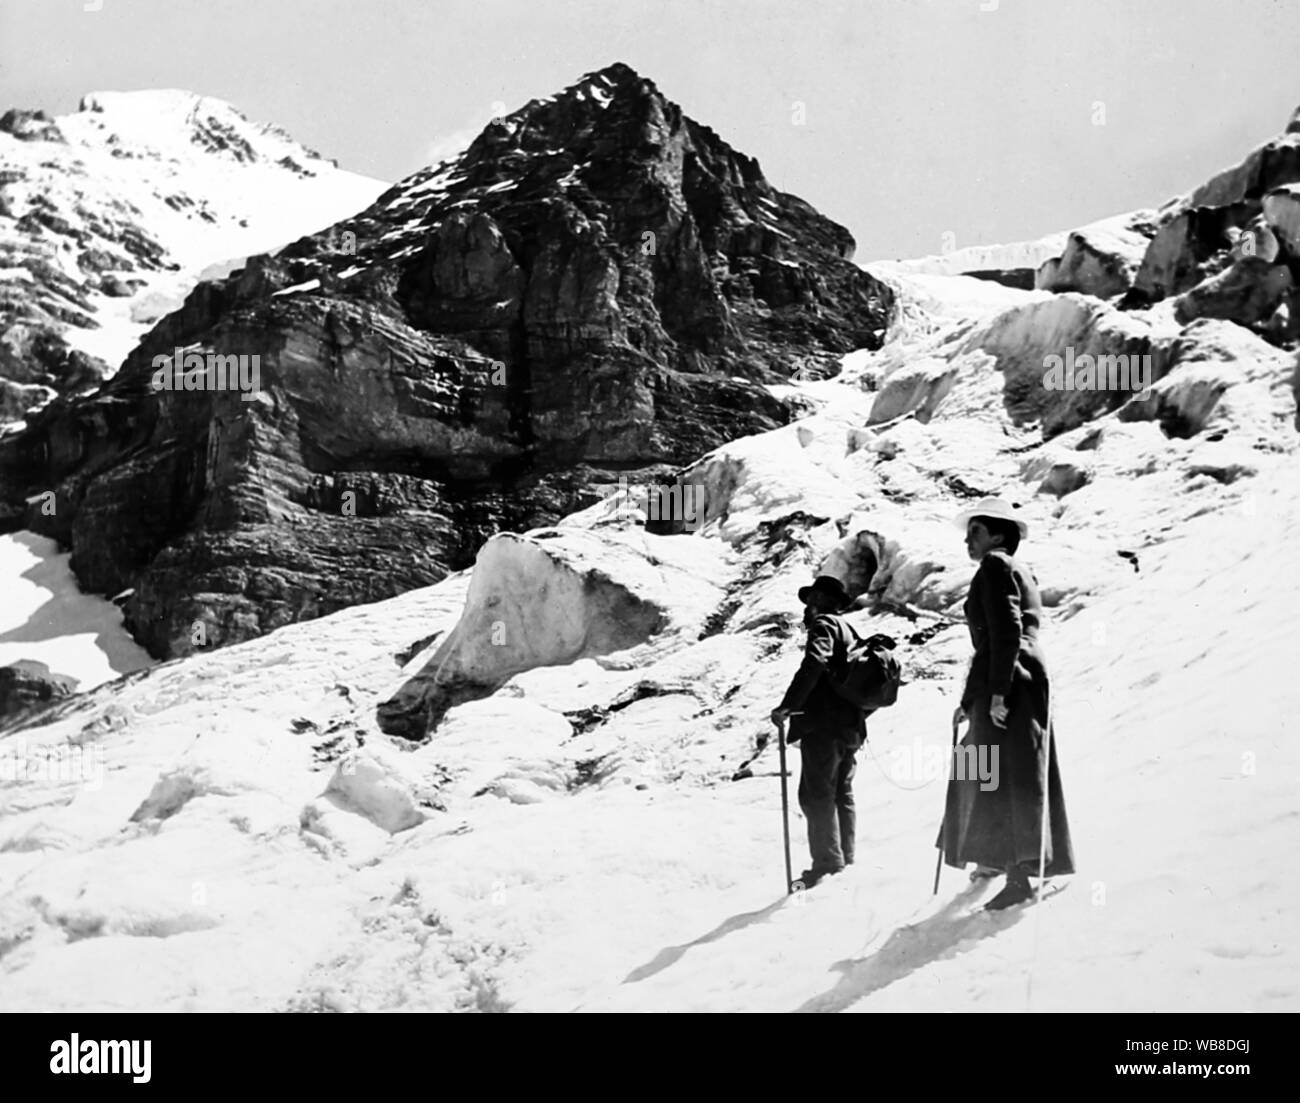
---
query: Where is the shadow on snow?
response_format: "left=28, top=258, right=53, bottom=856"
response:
left=793, top=880, right=1036, bottom=1012
left=621, top=898, right=787, bottom=985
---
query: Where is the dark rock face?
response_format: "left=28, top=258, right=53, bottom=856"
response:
left=0, top=660, right=76, bottom=726
left=0, top=63, right=892, bottom=658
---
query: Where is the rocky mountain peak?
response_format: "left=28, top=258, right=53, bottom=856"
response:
left=494, top=61, right=666, bottom=130
left=455, top=61, right=770, bottom=228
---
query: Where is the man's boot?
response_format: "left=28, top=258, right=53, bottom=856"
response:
left=796, top=865, right=843, bottom=889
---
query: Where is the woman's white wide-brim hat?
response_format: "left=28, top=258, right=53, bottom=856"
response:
left=953, top=497, right=1030, bottom=538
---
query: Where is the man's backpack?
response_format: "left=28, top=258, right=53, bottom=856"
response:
left=829, top=623, right=901, bottom=712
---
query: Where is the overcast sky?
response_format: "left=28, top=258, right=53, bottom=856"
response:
left=3, top=0, right=1299, bottom=260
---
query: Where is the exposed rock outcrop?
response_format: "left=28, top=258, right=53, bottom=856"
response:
left=0, top=109, right=64, bottom=143
left=0, top=660, right=76, bottom=725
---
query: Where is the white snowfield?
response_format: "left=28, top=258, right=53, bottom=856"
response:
left=0, top=263, right=1296, bottom=1012
left=0, top=89, right=386, bottom=375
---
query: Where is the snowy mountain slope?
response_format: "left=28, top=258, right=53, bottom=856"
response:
left=0, top=255, right=1294, bottom=1011
left=0, top=90, right=385, bottom=418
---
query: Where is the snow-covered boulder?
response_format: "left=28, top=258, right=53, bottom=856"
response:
left=319, top=747, right=427, bottom=835
left=1035, top=220, right=1152, bottom=299
left=865, top=357, right=960, bottom=425
left=376, top=528, right=728, bottom=739
left=1018, top=445, right=1096, bottom=498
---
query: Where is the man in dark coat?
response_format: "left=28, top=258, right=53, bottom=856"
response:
left=938, top=498, right=1075, bottom=910
left=772, top=575, right=868, bottom=887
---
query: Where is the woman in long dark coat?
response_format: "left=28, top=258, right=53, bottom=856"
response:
left=937, top=497, right=1075, bottom=910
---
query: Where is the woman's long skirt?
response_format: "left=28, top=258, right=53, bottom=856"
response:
left=937, top=669, right=1075, bottom=876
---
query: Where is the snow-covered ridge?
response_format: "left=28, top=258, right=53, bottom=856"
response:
left=0, top=89, right=387, bottom=412
left=875, top=235, right=1068, bottom=278
left=877, top=211, right=1154, bottom=286
left=70, top=89, right=336, bottom=168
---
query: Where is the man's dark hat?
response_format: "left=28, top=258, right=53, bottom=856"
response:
left=797, top=575, right=852, bottom=610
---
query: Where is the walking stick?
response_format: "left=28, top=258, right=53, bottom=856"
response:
left=777, top=715, right=794, bottom=895
left=933, top=715, right=962, bottom=894
left=1035, top=689, right=1055, bottom=902
left=1026, top=687, right=1057, bottom=1007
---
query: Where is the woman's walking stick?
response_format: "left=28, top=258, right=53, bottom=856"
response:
left=1035, top=689, right=1054, bottom=902
left=777, top=715, right=794, bottom=895
left=933, top=715, right=961, bottom=894
left=1026, top=687, right=1057, bottom=1006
